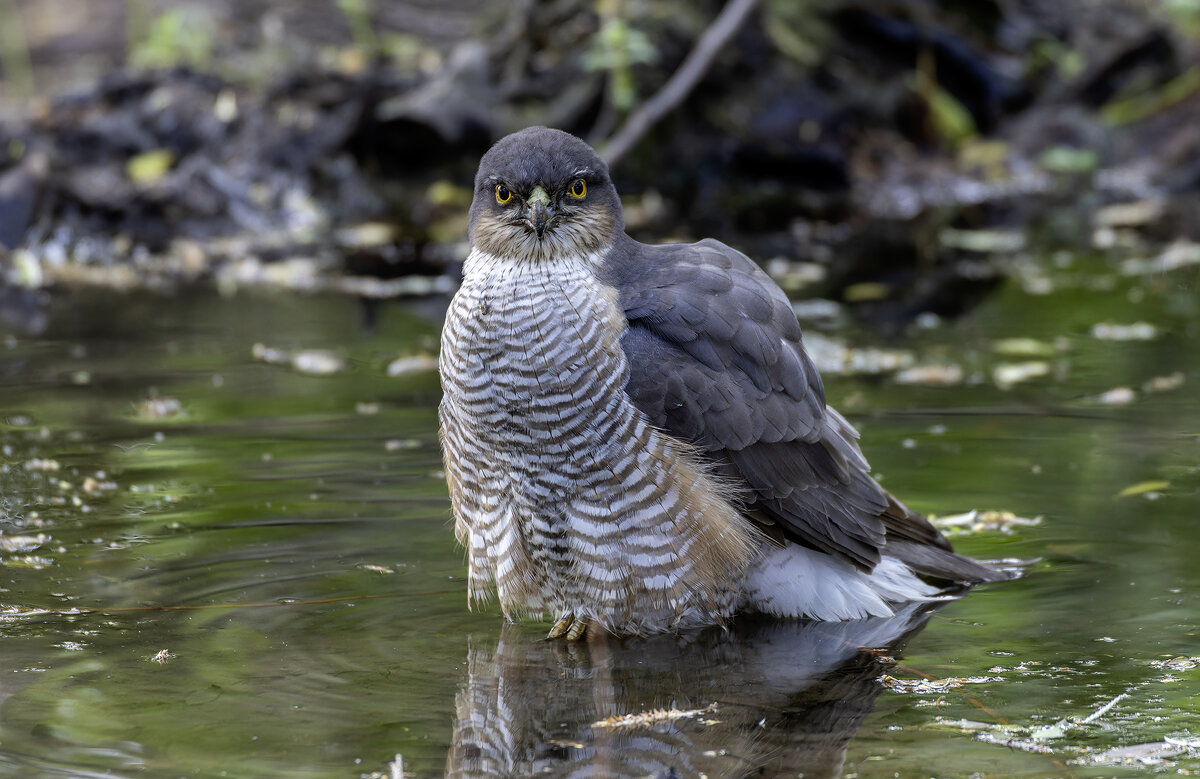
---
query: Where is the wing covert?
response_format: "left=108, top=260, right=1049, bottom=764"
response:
left=604, top=235, right=891, bottom=570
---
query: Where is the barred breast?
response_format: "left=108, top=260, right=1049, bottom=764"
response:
left=439, top=248, right=759, bottom=635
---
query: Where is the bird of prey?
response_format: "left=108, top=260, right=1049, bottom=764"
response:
left=439, top=126, right=1005, bottom=640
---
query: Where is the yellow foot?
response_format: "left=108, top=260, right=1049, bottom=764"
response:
left=547, top=612, right=594, bottom=641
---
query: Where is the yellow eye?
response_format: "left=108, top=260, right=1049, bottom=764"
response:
left=495, top=184, right=512, bottom=204
left=568, top=178, right=586, bottom=199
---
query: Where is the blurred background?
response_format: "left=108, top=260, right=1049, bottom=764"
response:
left=1, top=0, right=1198, bottom=329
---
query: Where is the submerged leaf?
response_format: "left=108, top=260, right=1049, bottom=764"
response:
left=1116, top=480, right=1169, bottom=498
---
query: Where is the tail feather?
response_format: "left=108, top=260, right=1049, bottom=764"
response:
left=876, top=490, right=1012, bottom=585
left=885, top=538, right=1012, bottom=586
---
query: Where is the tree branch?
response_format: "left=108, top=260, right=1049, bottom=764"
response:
left=598, top=0, right=759, bottom=167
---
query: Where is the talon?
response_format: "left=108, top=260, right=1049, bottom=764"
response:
left=565, top=616, right=590, bottom=641
left=547, top=612, right=575, bottom=639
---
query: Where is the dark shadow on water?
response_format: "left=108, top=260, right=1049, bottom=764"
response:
left=444, top=606, right=939, bottom=778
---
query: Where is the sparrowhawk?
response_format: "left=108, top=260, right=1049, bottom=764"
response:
left=439, top=126, right=1004, bottom=640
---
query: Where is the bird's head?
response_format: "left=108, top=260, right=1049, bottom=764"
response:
left=468, top=127, right=623, bottom=264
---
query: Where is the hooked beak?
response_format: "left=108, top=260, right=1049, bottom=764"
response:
left=524, top=185, right=554, bottom=239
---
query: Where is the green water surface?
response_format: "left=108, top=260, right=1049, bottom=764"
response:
left=0, top=252, right=1198, bottom=778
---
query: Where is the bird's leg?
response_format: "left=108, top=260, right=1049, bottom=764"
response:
left=547, top=612, right=575, bottom=639
left=546, top=612, right=594, bottom=641
left=565, top=616, right=590, bottom=641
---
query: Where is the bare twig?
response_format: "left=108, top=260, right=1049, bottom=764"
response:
left=599, top=0, right=758, bottom=166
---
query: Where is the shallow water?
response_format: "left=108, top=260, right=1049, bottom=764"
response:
left=1, top=252, right=1198, bottom=778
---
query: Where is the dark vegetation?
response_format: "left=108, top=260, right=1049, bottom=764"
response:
left=0, top=0, right=1198, bottom=332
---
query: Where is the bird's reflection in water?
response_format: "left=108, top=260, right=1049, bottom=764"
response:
left=446, top=605, right=938, bottom=778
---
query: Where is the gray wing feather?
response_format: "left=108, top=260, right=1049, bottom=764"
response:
left=608, top=236, right=891, bottom=570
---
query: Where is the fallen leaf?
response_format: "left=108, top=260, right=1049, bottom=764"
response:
left=1116, top=480, right=1169, bottom=498
left=126, top=149, right=174, bottom=183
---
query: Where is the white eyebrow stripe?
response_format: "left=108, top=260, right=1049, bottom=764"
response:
left=571, top=167, right=594, bottom=177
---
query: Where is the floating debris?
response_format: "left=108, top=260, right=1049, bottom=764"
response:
left=936, top=690, right=1136, bottom=758
left=975, top=731, right=1069, bottom=755
left=386, top=354, right=438, bottom=377
left=289, top=350, right=346, bottom=375
left=135, top=396, right=184, bottom=420
left=1143, top=372, right=1185, bottom=393
left=251, top=343, right=289, bottom=365
left=337, top=275, right=454, bottom=298
left=252, top=343, right=346, bottom=375
left=1166, top=734, right=1200, bottom=749
left=802, top=333, right=916, bottom=377
left=1091, top=321, right=1157, bottom=341
left=935, top=718, right=1003, bottom=733
left=1076, top=741, right=1187, bottom=767
left=0, top=533, right=49, bottom=552
left=893, top=363, right=964, bottom=386
left=929, top=510, right=1042, bottom=536
left=82, top=474, right=119, bottom=494
left=765, top=259, right=826, bottom=292
left=592, top=702, right=719, bottom=731
left=882, top=675, right=961, bottom=694
left=1149, top=657, right=1200, bottom=671
left=992, top=360, right=1051, bottom=389
left=790, top=297, right=843, bottom=325
left=881, top=674, right=1002, bottom=693
left=218, top=256, right=326, bottom=293
left=1120, top=241, right=1200, bottom=275
left=1017, top=271, right=1056, bottom=295
left=1094, top=386, right=1137, bottom=405
left=150, top=649, right=174, bottom=664
left=23, top=458, right=60, bottom=472
left=992, top=337, right=1058, bottom=358
left=1093, top=199, right=1164, bottom=228
left=3, top=555, right=55, bottom=569
left=1080, top=691, right=1128, bottom=724
left=841, top=347, right=915, bottom=375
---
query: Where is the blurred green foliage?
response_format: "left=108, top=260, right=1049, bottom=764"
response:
left=337, top=0, right=379, bottom=54
left=762, top=0, right=828, bottom=66
left=0, top=0, right=34, bottom=99
left=1102, top=65, right=1200, bottom=125
left=585, top=3, right=658, bottom=113
left=1039, top=145, right=1099, bottom=173
left=128, top=6, right=217, bottom=69
left=1165, top=0, right=1200, bottom=37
